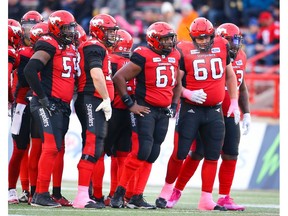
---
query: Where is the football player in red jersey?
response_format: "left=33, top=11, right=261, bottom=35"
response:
left=28, top=21, right=72, bottom=207
left=72, top=14, right=118, bottom=209
left=8, top=19, right=22, bottom=109
left=110, top=21, right=182, bottom=209
left=165, top=23, right=251, bottom=211
left=89, top=29, right=135, bottom=206
left=8, top=11, right=43, bottom=204
left=9, top=11, right=44, bottom=205
left=25, top=22, right=48, bottom=205
left=24, top=10, right=77, bottom=207
left=156, top=17, right=240, bottom=211
left=8, top=19, right=23, bottom=204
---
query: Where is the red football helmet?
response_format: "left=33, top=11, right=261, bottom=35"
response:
left=189, top=17, right=215, bottom=52
left=89, top=14, right=119, bottom=47
left=146, top=21, right=176, bottom=55
left=21, top=11, right=44, bottom=44
left=21, top=10, right=44, bottom=24
left=8, top=19, right=23, bottom=49
left=74, top=24, right=87, bottom=47
left=29, top=22, right=49, bottom=46
left=113, top=29, right=133, bottom=55
left=48, top=10, right=77, bottom=45
left=216, top=23, right=243, bottom=59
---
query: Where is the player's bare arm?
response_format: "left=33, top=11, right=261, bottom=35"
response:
left=225, top=63, right=238, bottom=100
left=238, top=78, right=250, bottom=114
left=30, top=50, right=51, bottom=65
left=90, top=67, right=109, bottom=100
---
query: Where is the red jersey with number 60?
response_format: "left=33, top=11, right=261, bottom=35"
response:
left=177, top=36, right=230, bottom=106
left=110, top=53, right=135, bottom=109
left=222, top=49, right=247, bottom=116
left=34, top=35, right=77, bottom=103
left=77, top=39, right=114, bottom=100
left=131, top=46, right=180, bottom=107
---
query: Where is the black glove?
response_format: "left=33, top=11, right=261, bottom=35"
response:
left=38, top=97, right=57, bottom=116
left=165, top=103, right=177, bottom=118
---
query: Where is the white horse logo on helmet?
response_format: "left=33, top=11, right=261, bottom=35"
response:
left=31, top=28, right=44, bottom=36
left=10, top=25, right=21, bottom=34
left=146, top=29, right=157, bottom=37
left=91, top=18, right=104, bottom=26
left=49, top=16, right=61, bottom=24
left=216, top=27, right=227, bottom=36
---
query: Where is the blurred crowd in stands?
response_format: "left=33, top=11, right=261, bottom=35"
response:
left=9, top=0, right=280, bottom=65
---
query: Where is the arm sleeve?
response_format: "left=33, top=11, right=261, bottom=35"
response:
left=24, top=59, right=46, bottom=99
left=34, top=40, right=56, bottom=58
left=83, top=45, right=106, bottom=70
left=17, top=55, right=30, bottom=87
left=130, top=52, right=145, bottom=69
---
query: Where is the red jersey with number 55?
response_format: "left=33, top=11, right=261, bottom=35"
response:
left=34, top=35, right=77, bottom=103
left=76, top=39, right=114, bottom=100
left=222, top=49, right=247, bottom=116
left=177, top=37, right=230, bottom=106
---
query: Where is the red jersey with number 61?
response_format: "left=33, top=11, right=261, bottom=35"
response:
left=131, top=46, right=180, bottom=107
left=177, top=37, right=230, bottom=106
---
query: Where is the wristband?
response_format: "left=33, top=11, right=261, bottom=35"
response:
left=121, top=94, right=134, bottom=108
left=170, top=103, right=177, bottom=110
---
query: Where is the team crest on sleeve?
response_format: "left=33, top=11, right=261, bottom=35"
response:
left=168, top=57, right=176, bottom=63
left=211, top=48, right=220, bottom=53
left=235, top=60, right=243, bottom=65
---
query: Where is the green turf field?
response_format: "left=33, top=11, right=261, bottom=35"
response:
left=8, top=181, right=279, bottom=216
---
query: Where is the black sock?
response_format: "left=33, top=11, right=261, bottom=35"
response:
left=52, top=187, right=61, bottom=199
left=30, top=186, right=36, bottom=196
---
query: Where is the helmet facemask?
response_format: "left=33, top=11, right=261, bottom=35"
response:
left=225, top=34, right=243, bottom=60
left=192, top=33, right=215, bottom=52
left=159, top=34, right=177, bottom=55
left=59, top=23, right=77, bottom=45
left=101, top=27, right=118, bottom=47
left=22, top=23, right=35, bottom=45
